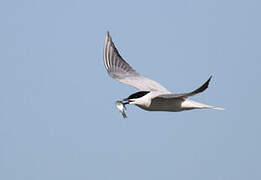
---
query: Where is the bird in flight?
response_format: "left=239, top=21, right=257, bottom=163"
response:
left=103, top=31, right=224, bottom=118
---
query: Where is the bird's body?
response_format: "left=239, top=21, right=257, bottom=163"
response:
left=103, top=31, right=223, bottom=117
left=128, top=91, right=222, bottom=112
left=131, top=91, right=184, bottom=112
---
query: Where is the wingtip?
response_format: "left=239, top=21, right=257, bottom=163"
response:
left=106, top=30, right=110, bottom=38
left=106, top=31, right=112, bottom=43
left=205, top=75, right=213, bottom=88
left=203, top=76, right=212, bottom=89
left=208, top=75, right=213, bottom=82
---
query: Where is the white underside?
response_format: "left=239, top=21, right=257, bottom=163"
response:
left=137, top=99, right=224, bottom=112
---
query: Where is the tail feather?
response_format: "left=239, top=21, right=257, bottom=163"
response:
left=209, top=106, right=225, bottom=110
left=182, top=100, right=224, bottom=110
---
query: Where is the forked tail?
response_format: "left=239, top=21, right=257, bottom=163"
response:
left=182, top=100, right=224, bottom=110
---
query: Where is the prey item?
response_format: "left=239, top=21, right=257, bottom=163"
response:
left=115, top=100, right=127, bottom=118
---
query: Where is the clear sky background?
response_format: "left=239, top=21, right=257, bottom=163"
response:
left=1, top=0, right=261, bottom=179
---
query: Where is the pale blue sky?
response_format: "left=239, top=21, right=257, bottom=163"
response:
left=1, top=0, right=261, bottom=179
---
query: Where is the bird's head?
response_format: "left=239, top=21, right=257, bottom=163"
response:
left=122, top=91, right=150, bottom=105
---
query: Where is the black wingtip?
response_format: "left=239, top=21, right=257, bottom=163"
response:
left=206, top=75, right=213, bottom=86
left=202, top=75, right=212, bottom=90
left=190, top=75, right=213, bottom=95
left=209, top=75, right=213, bottom=81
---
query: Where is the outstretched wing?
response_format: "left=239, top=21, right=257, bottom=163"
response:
left=103, top=31, right=170, bottom=93
left=158, top=76, right=212, bottom=99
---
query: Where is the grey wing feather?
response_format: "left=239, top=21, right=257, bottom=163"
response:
left=158, top=76, right=212, bottom=99
left=103, top=31, right=170, bottom=93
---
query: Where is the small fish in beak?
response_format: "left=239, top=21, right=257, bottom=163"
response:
left=115, top=100, right=127, bottom=118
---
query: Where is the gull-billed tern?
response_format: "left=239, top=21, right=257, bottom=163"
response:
left=103, top=31, right=224, bottom=117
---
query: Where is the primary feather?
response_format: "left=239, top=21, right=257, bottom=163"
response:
left=103, top=31, right=170, bottom=93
